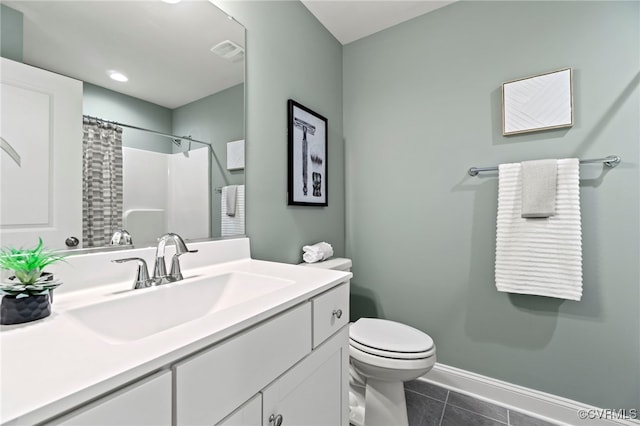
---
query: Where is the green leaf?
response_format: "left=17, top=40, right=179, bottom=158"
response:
left=0, top=238, right=66, bottom=284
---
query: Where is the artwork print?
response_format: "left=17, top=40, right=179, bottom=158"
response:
left=287, top=100, right=328, bottom=206
left=502, top=68, right=573, bottom=135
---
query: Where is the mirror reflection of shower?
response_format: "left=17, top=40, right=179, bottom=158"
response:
left=81, top=115, right=214, bottom=248
left=122, top=142, right=210, bottom=247
left=81, top=78, right=245, bottom=249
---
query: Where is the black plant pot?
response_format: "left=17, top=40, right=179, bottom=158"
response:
left=0, top=293, right=51, bottom=325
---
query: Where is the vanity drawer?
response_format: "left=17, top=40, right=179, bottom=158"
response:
left=174, top=302, right=311, bottom=426
left=312, top=282, right=350, bottom=348
left=50, top=371, right=171, bottom=426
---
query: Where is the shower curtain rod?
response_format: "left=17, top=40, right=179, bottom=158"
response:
left=83, top=115, right=213, bottom=147
left=468, top=155, right=621, bottom=176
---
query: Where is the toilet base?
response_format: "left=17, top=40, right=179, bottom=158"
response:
left=363, top=378, right=409, bottom=426
left=349, top=364, right=366, bottom=426
left=349, top=365, right=410, bottom=426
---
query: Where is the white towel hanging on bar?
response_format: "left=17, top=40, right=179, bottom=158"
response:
left=495, top=159, right=583, bottom=301
left=221, top=185, right=244, bottom=236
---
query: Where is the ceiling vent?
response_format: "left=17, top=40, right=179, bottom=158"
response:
left=210, top=40, right=245, bottom=63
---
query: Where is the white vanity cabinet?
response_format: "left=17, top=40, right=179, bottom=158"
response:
left=180, top=282, right=351, bottom=426
left=216, top=394, right=262, bottom=426
left=262, top=327, right=349, bottom=426
left=174, top=302, right=313, bottom=425
left=47, top=371, right=172, bottom=426
left=216, top=327, right=349, bottom=426
left=10, top=274, right=350, bottom=426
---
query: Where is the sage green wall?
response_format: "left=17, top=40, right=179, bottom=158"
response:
left=213, top=1, right=345, bottom=263
left=173, top=84, right=245, bottom=237
left=344, top=1, right=639, bottom=409
left=0, top=5, right=23, bottom=61
left=83, top=83, right=173, bottom=154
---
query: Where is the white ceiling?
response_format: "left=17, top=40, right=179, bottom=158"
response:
left=5, top=0, right=453, bottom=110
left=5, top=0, right=244, bottom=109
left=301, top=0, right=456, bottom=45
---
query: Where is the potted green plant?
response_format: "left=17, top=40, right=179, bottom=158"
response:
left=0, top=238, right=66, bottom=325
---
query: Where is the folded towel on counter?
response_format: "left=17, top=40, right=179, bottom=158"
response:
left=495, top=158, right=582, bottom=301
left=521, top=159, right=557, bottom=218
left=302, top=242, right=334, bottom=263
left=224, top=185, right=238, bottom=216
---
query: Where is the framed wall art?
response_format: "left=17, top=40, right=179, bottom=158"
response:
left=502, top=68, right=573, bottom=135
left=287, top=99, right=328, bottom=206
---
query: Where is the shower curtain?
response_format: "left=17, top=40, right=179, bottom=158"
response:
left=82, top=116, right=123, bottom=247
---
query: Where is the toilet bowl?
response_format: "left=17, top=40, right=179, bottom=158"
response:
left=301, top=258, right=436, bottom=426
left=349, top=318, right=435, bottom=426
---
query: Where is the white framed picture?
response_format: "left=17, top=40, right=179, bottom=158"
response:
left=502, top=68, right=573, bottom=135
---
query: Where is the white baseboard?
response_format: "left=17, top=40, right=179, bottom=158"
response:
left=421, top=363, right=639, bottom=426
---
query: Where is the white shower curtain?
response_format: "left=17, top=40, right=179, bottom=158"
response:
left=82, top=116, right=123, bottom=247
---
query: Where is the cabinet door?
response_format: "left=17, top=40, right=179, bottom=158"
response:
left=0, top=57, right=82, bottom=249
left=216, top=394, right=262, bottom=426
left=262, top=326, right=349, bottom=426
left=174, top=303, right=312, bottom=426
left=50, top=371, right=171, bottom=426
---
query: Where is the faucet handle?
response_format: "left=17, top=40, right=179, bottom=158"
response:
left=110, top=229, right=133, bottom=246
left=169, top=249, right=198, bottom=281
left=112, top=257, right=153, bottom=289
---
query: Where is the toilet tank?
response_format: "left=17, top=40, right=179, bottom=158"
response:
left=300, top=257, right=352, bottom=272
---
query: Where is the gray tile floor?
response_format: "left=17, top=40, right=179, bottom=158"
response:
left=404, top=380, right=559, bottom=426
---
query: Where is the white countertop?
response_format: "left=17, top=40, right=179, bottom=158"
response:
left=0, top=239, right=350, bottom=425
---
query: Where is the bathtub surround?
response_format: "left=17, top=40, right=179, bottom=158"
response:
left=121, top=147, right=210, bottom=246
left=344, top=0, right=639, bottom=411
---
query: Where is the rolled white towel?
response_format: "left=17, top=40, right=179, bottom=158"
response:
left=302, top=242, right=334, bottom=263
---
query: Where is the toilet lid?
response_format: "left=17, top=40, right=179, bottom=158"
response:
left=350, top=318, right=434, bottom=353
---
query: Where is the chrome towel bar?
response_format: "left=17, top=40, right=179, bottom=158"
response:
left=468, top=155, right=621, bottom=176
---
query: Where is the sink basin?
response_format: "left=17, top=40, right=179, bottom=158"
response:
left=66, top=272, right=295, bottom=343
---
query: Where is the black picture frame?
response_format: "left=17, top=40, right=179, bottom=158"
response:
left=287, top=99, right=328, bottom=206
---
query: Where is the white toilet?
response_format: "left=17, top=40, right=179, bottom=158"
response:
left=302, top=258, right=436, bottom=426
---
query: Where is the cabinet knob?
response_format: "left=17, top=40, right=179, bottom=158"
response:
left=332, top=309, right=343, bottom=319
left=269, top=413, right=283, bottom=426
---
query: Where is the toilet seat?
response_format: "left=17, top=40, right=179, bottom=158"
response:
left=350, top=318, right=434, bottom=359
left=349, top=344, right=436, bottom=371
left=349, top=338, right=436, bottom=360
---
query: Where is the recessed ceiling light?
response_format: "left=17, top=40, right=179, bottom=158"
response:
left=108, top=71, right=128, bottom=82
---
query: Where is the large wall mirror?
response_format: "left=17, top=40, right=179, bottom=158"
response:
left=0, top=0, right=245, bottom=252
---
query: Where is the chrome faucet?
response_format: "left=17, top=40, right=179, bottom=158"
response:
left=111, top=257, right=153, bottom=289
left=153, top=233, right=198, bottom=285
